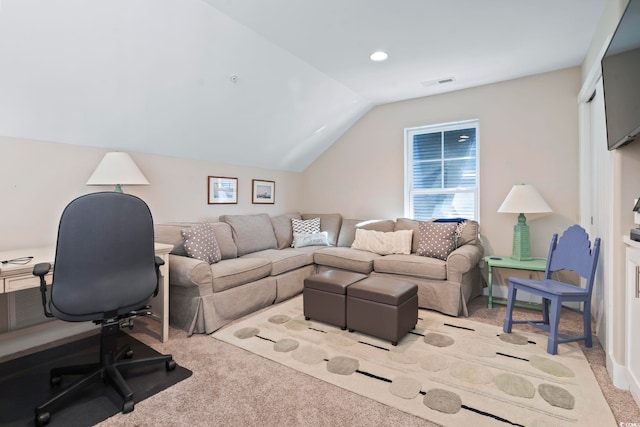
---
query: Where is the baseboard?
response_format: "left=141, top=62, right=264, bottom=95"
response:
left=606, top=352, right=630, bottom=390
left=628, top=364, right=640, bottom=408
left=0, top=320, right=99, bottom=362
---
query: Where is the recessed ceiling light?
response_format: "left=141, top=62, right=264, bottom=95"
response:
left=370, top=51, right=388, bottom=62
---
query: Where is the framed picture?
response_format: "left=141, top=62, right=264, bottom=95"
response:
left=252, top=179, right=275, bottom=204
left=208, top=176, right=238, bottom=204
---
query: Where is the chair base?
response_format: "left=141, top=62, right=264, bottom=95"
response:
left=34, top=321, right=175, bottom=426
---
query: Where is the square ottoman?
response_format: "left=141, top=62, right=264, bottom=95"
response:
left=303, top=270, right=367, bottom=329
left=346, top=277, right=418, bottom=345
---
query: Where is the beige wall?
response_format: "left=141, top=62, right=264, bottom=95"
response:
left=302, top=67, right=582, bottom=258
left=0, top=136, right=302, bottom=252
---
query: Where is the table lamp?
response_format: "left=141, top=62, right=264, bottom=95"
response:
left=498, top=184, right=551, bottom=261
left=86, top=152, right=149, bottom=193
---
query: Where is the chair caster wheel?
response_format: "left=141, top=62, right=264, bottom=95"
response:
left=50, top=375, right=62, bottom=386
left=305, top=317, right=310, bottom=320
left=35, top=411, right=50, bottom=426
left=166, top=360, right=177, bottom=371
left=122, top=400, right=134, bottom=414
left=124, top=349, right=134, bottom=359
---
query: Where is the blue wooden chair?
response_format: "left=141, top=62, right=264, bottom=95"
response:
left=502, top=224, right=601, bottom=355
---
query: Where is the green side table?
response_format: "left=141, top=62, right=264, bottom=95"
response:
left=484, top=256, right=547, bottom=309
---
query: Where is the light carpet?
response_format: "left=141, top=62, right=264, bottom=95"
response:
left=212, top=296, right=616, bottom=427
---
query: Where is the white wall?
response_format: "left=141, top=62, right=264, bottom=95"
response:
left=0, top=136, right=302, bottom=252
left=302, top=68, right=582, bottom=259
left=578, top=0, right=632, bottom=388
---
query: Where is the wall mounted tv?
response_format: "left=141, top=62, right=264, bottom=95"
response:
left=602, top=0, right=640, bottom=150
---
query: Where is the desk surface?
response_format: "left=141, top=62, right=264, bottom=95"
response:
left=0, top=242, right=174, bottom=353
left=0, top=243, right=173, bottom=278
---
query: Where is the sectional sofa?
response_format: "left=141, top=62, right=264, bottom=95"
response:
left=154, top=213, right=483, bottom=335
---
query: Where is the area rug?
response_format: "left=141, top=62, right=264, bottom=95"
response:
left=213, top=296, right=616, bottom=427
left=0, top=331, right=192, bottom=427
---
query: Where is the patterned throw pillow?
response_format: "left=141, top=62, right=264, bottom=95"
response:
left=181, top=223, right=222, bottom=264
left=291, top=217, right=320, bottom=247
left=416, top=221, right=458, bottom=260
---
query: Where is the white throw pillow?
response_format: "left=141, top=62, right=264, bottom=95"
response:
left=351, top=229, right=413, bottom=255
left=292, top=231, right=330, bottom=248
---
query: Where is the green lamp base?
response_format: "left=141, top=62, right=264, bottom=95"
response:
left=511, top=213, right=532, bottom=261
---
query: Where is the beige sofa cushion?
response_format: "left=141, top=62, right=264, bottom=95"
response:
left=209, top=222, right=238, bottom=260
left=314, top=247, right=382, bottom=274
left=154, top=222, right=238, bottom=259
left=373, top=254, right=447, bottom=280
left=243, top=249, right=309, bottom=276
left=220, top=214, right=278, bottom=256
left=458, top=220, right=479, bottom=246
left=394, top=218, right=423, bottom=253
left=337, top=219, right=396, bottom=247
left=270, top=213, right=301, bottom=249
left=210, top=257, right=272, bottom=292
left=302, top=213, right=342, bottom=246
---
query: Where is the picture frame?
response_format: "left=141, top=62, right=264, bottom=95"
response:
left=208, top=176, right=238, bottom=204
left=252, top=179, right=275, bottom=204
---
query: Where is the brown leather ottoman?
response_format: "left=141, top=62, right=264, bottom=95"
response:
left=346, top=277, right=418, bottom=345
left=304, top=270, right=367, bottom=329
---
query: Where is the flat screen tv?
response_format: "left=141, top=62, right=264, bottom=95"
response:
left=602, top=0, right=640, bottom=150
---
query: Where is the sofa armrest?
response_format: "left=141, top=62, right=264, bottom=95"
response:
left=446, top=243, right=484, bottom=283
left=169, top=254, right=214, bottom=296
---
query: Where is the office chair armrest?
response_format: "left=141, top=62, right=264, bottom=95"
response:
left=33, top=262, right=51, bottom=277
left=153, top=256, right=165, bottom=297
left=32, top=262, right=54, bottom=318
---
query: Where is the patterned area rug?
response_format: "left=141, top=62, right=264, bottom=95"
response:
left=212, top=296, right=615, bottom=427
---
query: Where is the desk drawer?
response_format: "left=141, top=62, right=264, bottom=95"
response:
left=5, top=274, right=52, bottom=292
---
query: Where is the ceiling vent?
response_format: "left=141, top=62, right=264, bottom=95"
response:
left=421, top=77, right=456, bottom=87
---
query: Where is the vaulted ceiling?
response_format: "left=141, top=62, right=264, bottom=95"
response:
left=0, top=0, right=606, bottom=171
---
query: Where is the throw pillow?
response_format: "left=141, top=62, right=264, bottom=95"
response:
left=292, top=231, right=330, bottom=248
left=351, top=229, right=413, bottom=255
left=291, top=217, right=320, bottom=247
left=181, top=223, right=222, bottom=264
left=416, top=221, right=458, bottom=260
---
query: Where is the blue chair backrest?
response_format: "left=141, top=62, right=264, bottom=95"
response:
left=51, top=192, right=157, bottom=321
left=545, top=224, right=601, bottom=293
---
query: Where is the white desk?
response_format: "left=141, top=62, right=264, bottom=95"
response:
left=0, top=243, right=173, bottom=354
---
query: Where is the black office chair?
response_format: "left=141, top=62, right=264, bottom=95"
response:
left=32, top=192, right=176, bottom=426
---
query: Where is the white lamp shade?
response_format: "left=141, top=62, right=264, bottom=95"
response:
left=498, top=184, right=551, bottom=214
left=86, top=152, right=149, bottom=186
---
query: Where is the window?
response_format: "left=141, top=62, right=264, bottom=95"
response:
left=405, top=120, right=479, bottom=220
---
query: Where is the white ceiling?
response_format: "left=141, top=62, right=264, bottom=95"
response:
left=0, top=0, right=607, bottom=171
left=205, top=0, right=607, bottom=103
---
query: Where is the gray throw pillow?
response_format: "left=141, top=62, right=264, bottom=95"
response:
left=181, top=223, right=222, bottom=264
left=416, top=222, right=457, bottom=260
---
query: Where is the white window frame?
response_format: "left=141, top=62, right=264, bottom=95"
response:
left=404, top=119, right=480, bottom=220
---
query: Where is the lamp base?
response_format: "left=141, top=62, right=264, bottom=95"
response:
left=511, top=213, right=532, bottom=261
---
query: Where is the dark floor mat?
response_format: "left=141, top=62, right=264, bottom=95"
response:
left=0, top=331, right=192, bottom=427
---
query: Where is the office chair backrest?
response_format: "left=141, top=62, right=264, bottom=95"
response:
left=546, top=224, right=601, bottom=293
left=50, top=192, right=157, bottom=321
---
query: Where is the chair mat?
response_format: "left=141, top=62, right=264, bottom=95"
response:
left=0, top=330, right=192, bottom=427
